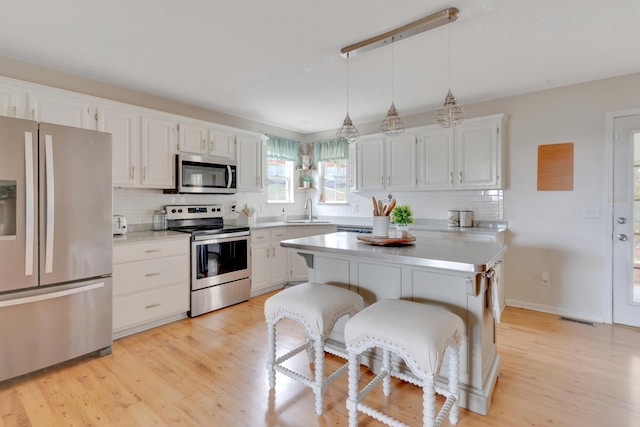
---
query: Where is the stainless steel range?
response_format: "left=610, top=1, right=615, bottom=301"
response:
left=166, top=204, right=250, bottom=317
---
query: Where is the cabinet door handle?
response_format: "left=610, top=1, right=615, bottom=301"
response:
left=145, top=272, right=161, bottom=277
left=459, top=171, right=462, bottom=184
left=272, top=247, right=276, bottom=257
left=387, top=176, right=390, bottom=185
left=145, top=303, right=162, bottom=309
left=381, top=175, right=384, bottom=186
left=143, top=166, right=147, bottom=180
left=145, top=249, right=162, bottom=253
left=450, top=171, right=453, bottom=184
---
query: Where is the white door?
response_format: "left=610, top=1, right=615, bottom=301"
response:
left=612, top=114, right=640, bottom=327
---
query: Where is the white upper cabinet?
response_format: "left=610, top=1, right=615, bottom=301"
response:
left=140, top=115, right=177, bottom=188
left=26, top=88, right=94, bottom=129
left=96, top=103, right=140, bottom=187
left=385, top=134, right=416, bottom=190
left=417, top=126, right=455, bottom=189
left=456, top=115, right=503, bottom=188
left=178, top=121, right=208, bottom=154
left=208, top=129, right=235, bottom=158
left=357, top=135, right=385, bottom=191
left=417, top=114, right=506, bottom=190
left=357, top=134, right=416, bottom=191
left=348, top=142, right=358, bottom=192
left=0, top=82, right=19, bottom=118
left=177, top=119, right=236, bottom=159
left=236, top=133, right=263, bottom=192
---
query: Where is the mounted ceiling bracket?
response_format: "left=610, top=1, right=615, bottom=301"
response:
left=340, top=7, right=459, bottom=57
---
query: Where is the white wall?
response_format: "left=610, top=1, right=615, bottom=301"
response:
left=470, top=73, right=640, bottom=322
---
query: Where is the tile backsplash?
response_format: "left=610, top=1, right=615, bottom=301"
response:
left=113, top=187, right=504, bottom=229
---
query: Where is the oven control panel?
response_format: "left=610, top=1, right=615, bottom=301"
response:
left=166, top=204, right=224, bottom=220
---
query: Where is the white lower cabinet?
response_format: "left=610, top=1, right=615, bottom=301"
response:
left=250, top=225, right=337, bottom=296
left=287, top=225, right=337, bottom=281
left=250, top=228, right=288, bottom=296
left=113, top=236, right=189, bottom=338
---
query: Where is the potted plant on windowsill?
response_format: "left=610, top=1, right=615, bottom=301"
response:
left=391, top=204, right=414, bottom=236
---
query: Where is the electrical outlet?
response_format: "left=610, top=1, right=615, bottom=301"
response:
left=352, top=204, right=358, bottom=213
left=582, top=206, right=600, bottom=218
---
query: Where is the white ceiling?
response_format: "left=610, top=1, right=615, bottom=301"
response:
left=1, top=0, right=639, bottom=135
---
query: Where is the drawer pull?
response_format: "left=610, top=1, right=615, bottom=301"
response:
left=145, top=303, right=162, bottom=309
left=145, top=272, right=161, bottom=277
left=145, top=249, right=162, bottom=253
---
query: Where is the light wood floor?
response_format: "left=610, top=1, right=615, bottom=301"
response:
left=1, top=291, right=639, bottom=427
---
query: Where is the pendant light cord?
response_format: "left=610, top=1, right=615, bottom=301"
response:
left=391, top=36, right=395, bottom=103
left=447, top=25, right=452, bottom=89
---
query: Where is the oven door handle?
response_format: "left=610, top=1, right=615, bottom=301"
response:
left=192, top=233, right=250, bottom=244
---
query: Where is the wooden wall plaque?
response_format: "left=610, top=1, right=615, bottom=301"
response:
left=537, top=142, right=574, bottom=191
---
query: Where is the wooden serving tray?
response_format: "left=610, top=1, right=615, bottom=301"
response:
left=356, top=233, right=416, bottom=246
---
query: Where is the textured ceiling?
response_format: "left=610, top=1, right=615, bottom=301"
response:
left=1, top=0, right=639, bottom=134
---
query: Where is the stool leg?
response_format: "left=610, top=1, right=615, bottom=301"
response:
left=313, top=338, right=325, bottom=415
left=347, top=352, right=359, bottom=427
left=382, top=349, right=391, bottom=396
left=423, top=377, right=436, bottom=427
left=449, top=342, right=460, bottom=425
left=266, top=320, right=276, bottom=389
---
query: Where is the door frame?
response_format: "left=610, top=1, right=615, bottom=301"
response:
left=603, top=107, right=640, bottom=324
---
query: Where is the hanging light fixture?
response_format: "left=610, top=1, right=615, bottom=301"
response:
left=380, top=36, right=405, bottom=136
left=434, top=23, right=464, bottom=128
left=336, top=52, right=360, bottom=143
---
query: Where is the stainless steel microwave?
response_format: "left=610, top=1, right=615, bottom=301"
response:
left=166, top=154, right=237, bottom=194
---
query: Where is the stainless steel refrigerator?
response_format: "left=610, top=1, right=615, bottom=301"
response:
left=0, top=116, right=113, bottom=383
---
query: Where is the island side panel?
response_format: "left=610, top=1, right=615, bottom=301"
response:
left=411, top=269, right=472, bottom=386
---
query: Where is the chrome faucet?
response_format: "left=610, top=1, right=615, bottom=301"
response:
left=304, top=196, right=313, bottom=221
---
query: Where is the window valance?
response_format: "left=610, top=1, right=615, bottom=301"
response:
left=266, top=136, right=299, bottom=161
left=314, top=138, right=349, bottom=162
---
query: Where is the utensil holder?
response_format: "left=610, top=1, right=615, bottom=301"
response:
left=372, top=216, right=390, bottom=237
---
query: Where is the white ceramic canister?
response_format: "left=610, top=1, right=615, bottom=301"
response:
left=372, top=216, right=390, bottom=237
left=447, top=210, right=460, bottom=227
left=460, top=210, right=473, bottom=227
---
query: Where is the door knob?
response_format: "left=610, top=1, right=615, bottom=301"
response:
left=617, top=217, right=627, bottom=224
left=617, top=234, right=628, bottom=241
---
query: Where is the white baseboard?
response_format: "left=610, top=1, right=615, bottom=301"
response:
left=505, top=299, right=606, bottom=324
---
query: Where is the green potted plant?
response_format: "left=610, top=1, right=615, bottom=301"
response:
left=391, top=204, right=414, bottom=235
left=301, top=175, right=313, bottom=188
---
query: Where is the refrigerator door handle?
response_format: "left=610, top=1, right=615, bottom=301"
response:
left=24, top=131, right=35, bottom=276
left=0, top=282, right=105, bottom=308
left=44, top=134, right=55, bottom=273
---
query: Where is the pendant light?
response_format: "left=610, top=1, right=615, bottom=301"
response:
left=336, top=52, right=360, bottom=143
left=380, top=36, right=405, bottom=136
left=434, top=24, right=464, bottom=128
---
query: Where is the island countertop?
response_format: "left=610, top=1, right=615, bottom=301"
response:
left=281, top=231, right=506, bottom=274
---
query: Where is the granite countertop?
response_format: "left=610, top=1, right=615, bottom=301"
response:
left=280, top=231, right=506, bottom=273
left=113, top=230, right=189, bottom=246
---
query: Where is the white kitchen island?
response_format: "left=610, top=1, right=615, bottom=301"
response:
left=280, top=231, right=507, bottom=416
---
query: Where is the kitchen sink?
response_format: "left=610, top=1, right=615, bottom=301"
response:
left=284, top=219, right=331, bottom=224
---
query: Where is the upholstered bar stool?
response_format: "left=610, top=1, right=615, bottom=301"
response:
left=264, top=282, right=364, bottom=415
left=344, top=299, right=464, bottom=427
